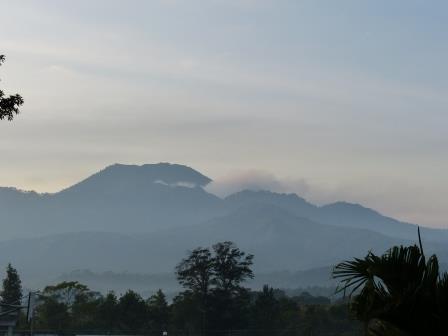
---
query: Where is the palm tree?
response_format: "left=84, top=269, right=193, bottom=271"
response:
left=333, top=229, right=448, bottom=335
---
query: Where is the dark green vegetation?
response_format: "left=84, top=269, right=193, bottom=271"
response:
left=24, top=283, right=358, bottom=336
left=0, top=55, right=23, bottom=121
left=0, top=243, right=361, bottom=336
left=1, top=263, right=22, bottom=305
left=333, top=231, right=448, bottom=335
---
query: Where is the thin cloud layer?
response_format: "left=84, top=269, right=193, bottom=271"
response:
left=206, top=170, right=310, bottom=197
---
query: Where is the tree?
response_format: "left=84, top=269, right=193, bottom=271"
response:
left=43, top=281, right=90, bottom=308
left=38, top=281, right=98, bottom=330
left=96, top=291, right=119, bottom=331
left=333, top=232, right=448, bottom=336
left=251, top=285, right=281, bottom=332
left=34, top=297, right=70, bottom=331
left=0, top=55, right=24, bottom=121
left=1, top=263, right=22, bottom=304
left=176, top=247, right=214, bottom=299
left=70, top=289, right=101, bottom=330
left=175, top=242, right=254, bottom=332
left=116, top=290, right=148, bottom=331
left=171, top=292, right=204, bottom=334
left=176, top=247, right=214, bottom=332
left=209, top=241, right=254, bottom=330
left=147, top=289, right=170, bottom=331
left=212, top=241, right=254, bottom=294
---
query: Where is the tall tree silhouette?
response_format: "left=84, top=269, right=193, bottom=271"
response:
left=116, top=290, right=148, bottom=331
left=147, top=289, right=169, bottom=331
left=209, top=241, right=254, bottom=330
left=96, top=291, right=119, bottom=331
left=176, top=247, right=214, bottom=333
left=212, top=241, right=254, bottom=294
left=0, top=55, right=23, bottom=121
left=1, top=263, right=22, bottom=304
left=175, top=242, right=254, bottom=332
left=176, top=247, right=214, bottom=300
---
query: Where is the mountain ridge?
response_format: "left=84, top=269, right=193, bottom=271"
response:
left=0, top=163, right=447, bottom=242
left=0, top=203, right=409, bottom=286
left=1, top=163, right=447, bottom=290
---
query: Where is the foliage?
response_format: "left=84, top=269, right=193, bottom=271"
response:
left=175, top=246, right=214, bottom=332
left=95, top=291, right=119, bottom=330
left=25, top=282, right=361, bottom=335
left=1, top=263, right=22, bottom=304
left=333, top=231, right=448, bottom=335
left=34, top=297, right=70, bottom=330
left=43, top=281, right=90, bottom=308
left=175, top=241, right=254, bottom=332
left=71, top=289, right=101, bottom=330
left=116, top=290, right=148, bottom=331
left=147, top=289, right=170, bottom=331
left=170, top=291, right=203, bottom=334
left=251, top=285, right=282, bottom=330
left=176, top=247, right=214, bottom=299
left=212, top=241, right=254, bottom=294
left=0, top=55, right=23, bottom=121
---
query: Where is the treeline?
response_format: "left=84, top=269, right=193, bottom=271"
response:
left=22, top=283, right=360, bottom=335
left=3, top=242, right=361, bottom=335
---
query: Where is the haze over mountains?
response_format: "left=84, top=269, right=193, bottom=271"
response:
left=1, top=163, right=447, bottom=291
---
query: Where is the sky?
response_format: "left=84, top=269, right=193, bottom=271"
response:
left=0, top=0, right=447, bottom=227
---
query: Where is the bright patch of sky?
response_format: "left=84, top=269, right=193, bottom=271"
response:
left=0, top=0, right=447, bottom=227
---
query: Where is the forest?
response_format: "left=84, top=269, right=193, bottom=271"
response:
left=2, top=242, right=361, bottom=336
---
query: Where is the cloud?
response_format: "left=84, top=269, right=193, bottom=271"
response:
left=205, top=170, right=310, bottom=197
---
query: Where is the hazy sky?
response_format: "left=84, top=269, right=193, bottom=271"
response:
left=1, top=0, right=447, bottom=227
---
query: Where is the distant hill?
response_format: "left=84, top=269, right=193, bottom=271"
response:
left=54, top=266, right=337, bottom=296
left=1, top=162, right=448, bottom=289
left=225, top=190, right=317, bottom=217
left=0, top=204, right=412, bottom=290
left=226, top=190, right=448, bottom=243
left=141, top=204, right=405, bottom=271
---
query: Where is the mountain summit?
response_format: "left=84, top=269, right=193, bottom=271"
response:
left=0, top=163, right=222, bottom=239
left=60, top=163, right=213, bottom=196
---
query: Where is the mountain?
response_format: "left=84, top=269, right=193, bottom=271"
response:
left=224, top=190, right=448, bottom=243
left=2, top=162, right=448, bottom=290
left=251, top=266, right=336, bottom=290
left=59, top=163, right=212, bottom=196
left=0, top=204, right=411, bottom=290
left=225, top=190, right=317, bottom=217
left=315, top=202, right=448, bottom=243
left=142, top=204, right=407, bottom=272
left=1, top=163, right=446, bottom=242
left=0, top=163, right=223, bottom=239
